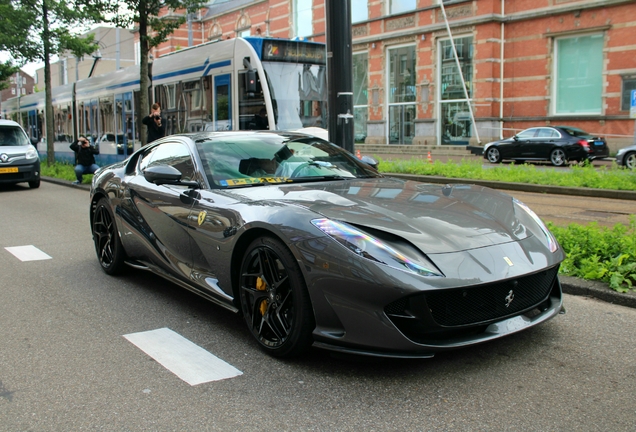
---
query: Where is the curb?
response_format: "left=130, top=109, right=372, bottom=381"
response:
left=42, top=176, right=636, bottom=308
left=385, top=173, right=636, bottom=201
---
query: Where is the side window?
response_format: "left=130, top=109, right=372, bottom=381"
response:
left=517, top=129, right=537, bottom=139
left=144, top=142, right=196, bottom=182
left=536, top=128, right=553, bottom=138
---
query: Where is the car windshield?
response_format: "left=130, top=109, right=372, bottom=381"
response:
left=0, top=126, right=30, bottom=147
left=196, top=134, right=380, bottom=188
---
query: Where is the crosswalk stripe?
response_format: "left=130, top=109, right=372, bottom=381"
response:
left=123, top=327, right=243, bottom=386
left=5, top=245, right=52, bottom=261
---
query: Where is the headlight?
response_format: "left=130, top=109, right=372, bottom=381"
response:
left=616, top=148, right=625, bottom=156
left=513, top=198, right=558, bottom=253
left=311, top=218, right=443, bottom=277
left=25, top=147, right=38, bottom=159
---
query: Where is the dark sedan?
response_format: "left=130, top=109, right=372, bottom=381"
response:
left=484, top=126, right=609, bottom=166
left=90, top=131, right=565, bottom=358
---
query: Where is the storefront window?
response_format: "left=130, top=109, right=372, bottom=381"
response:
left=388, top=45, right=416, bottom=144
left=439, top=36, right=473, bottom=145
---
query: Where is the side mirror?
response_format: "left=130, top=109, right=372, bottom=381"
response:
left=512, top=135, right=519, bottom=141
left=143, top=164, right=199, bottom=188
left=360, top=155, right=379, bottom=170
left=30, top=137, right=39, bottom=146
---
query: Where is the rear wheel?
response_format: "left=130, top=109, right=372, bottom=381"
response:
left=239, top=236, right=314, bottom=358
left=92, top=198, right=126, bottom=275
left=486, top=147, right=502, bottom=163
left=550, top=148, right=567, bottom=167
left=624, top=152, right=636, bottom=170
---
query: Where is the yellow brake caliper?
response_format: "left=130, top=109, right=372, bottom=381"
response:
left=256, top=277, right=268, bottom=316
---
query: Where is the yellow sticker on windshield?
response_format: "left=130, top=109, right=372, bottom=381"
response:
left=220, top=177, right=289, bottom=186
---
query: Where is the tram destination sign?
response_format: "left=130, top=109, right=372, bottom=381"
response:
left=261, top=40, right=326, bottom=65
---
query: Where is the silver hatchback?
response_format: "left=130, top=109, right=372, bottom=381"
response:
left=0, top=119, right=41, bottom=188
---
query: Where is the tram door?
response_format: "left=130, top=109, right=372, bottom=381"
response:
left=211, top=74, right=232, bottom=131
left=115, top=92, right=136, bottom=156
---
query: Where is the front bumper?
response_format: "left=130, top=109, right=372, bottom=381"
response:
left=0, top=160, right=40, bottom=184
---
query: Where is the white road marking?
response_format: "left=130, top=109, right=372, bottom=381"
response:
left=123, top=327, right=243, bottom=386
left=5, top=245, right=52, bottom=261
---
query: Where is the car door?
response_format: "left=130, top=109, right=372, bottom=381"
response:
left=523, top=127, right=556, bottom=159
left=119, top=140, right=198, bottom=282
left=186, top=188, right=246, bottom=303
left=516, top=128, right=540, bottom=158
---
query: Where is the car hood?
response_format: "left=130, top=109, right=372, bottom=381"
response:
left=231, top=177, right=533, bottom=254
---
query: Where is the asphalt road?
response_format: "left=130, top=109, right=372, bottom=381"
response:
left=1, top=181, right=635, bottom=431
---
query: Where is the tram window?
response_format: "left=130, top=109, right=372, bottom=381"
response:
left=238, top=70, right=266, bottom=131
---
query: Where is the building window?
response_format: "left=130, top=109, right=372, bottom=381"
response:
left=390, top=0, right=416, bottom=15
left=621, top=75, right=636, bottom=111
left=353, top=52, right=368, bottom=143
left=294, top=0, right=313, bottom=38
left=352, top=0, right=368, bottom=23
left=554, top=34, right=603, bottom=115
left=387, top=45, right=416, bottom=144
left=438, top=36, right=473, bottom=145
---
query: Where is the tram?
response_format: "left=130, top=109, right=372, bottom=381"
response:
left=1, top=37, right=328, bottom=165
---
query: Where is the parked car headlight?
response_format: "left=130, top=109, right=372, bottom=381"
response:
left=25, top=147, right=38, bottom=160
left=513, top=198, right=558, bottom=253
left=616, top=148, right=626, bottom=156
left=312, top=218, right=443, bottom=277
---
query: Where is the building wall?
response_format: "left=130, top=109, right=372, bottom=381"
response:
left=35, top=27, right=136, bottom=87
left=134, top=0, right=636, bottom=149
left=0, top=71, right=35, bottom=114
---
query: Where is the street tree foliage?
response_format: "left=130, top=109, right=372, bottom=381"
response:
left=0, top=0, right=110, bottom=164
left=111, top=0, right=204, bottom=145
left=0, top=61, right=19, bottom=91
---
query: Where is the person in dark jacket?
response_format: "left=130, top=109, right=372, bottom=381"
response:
left=142, top=103, right=166, bottom=144
left=70, top=135, right=100, bottom=184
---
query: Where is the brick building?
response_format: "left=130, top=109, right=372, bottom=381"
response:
left=0, top=71, right=35, bottom=115
left=145, top=0, right=636, bottom=151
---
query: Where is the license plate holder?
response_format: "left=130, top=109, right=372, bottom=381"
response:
left=0, top=167, right=19, bottom=174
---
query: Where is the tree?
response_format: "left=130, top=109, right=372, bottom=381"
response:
left=111, top=0, right=204, bottom=145
left=0, top=61, right=19, bottom=91
left=0, top=0, right=110, bottom=164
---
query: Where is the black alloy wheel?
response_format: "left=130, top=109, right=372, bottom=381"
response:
left=550, top=148, right=567, bottom=167
left=92, top=198, right=126, bottom=275
left=486, top=146, right=502, bottom=163
left=239, top=236, right=314, bottom=357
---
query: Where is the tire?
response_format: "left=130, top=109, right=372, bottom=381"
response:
left=28, top=179, right=40, bottom=189
left=624, top=152, right=636, bottom=170
left=239, top=236, right=314, bottom=358
left=92, top=198, right=127, bottom=275
left=486, top=147, right=502, bottom=163
left=550, top=148, right=567, bottom=167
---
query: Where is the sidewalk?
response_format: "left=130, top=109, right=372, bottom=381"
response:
left=43, top=175, right=636, bottom=308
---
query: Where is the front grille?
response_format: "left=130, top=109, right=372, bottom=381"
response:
left=0, top=172, right=25, bottom=181
left=425, top=266, right=559, bottom=326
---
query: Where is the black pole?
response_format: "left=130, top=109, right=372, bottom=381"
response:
left=325, top=0, right=354, bottom=153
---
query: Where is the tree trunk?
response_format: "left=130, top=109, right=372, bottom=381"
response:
left=138, top=0, right=149, bottom=146
left=42, top=0, right=55, bottom=165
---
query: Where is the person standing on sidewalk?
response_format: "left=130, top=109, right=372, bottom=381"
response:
left=70, top=135, right=100, bottom=184
left=142, top=103, right=166, bottom=144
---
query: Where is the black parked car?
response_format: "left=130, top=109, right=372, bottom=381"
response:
left=484, top=126, right=609, bottom=166
left=90, top=131, right=565, bottom=358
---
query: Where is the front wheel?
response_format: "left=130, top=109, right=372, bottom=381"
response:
left=92, top=198, right=126, bottom=275
left=239, top=236, right=314, bottom=357
left=624, top=152, right=636, bottom=170
left=28, top=179, right=40, bottom=189
left=550, top=148, right=567, bottom=167
left=486, top=147, right=502, bottom=163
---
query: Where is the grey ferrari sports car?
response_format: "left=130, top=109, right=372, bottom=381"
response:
left=90, top=131, right=565, bottom=358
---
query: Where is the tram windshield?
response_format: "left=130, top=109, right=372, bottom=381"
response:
left=263, top=62, right=327, bottom=130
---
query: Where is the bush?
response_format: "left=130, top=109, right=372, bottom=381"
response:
left=547, top=217, right=636, bottom=292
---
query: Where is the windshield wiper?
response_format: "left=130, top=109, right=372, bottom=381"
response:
left=286, top=175, right=349, bottom=183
